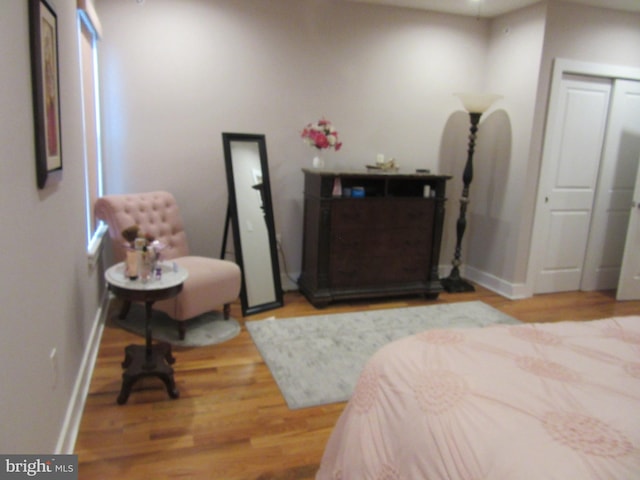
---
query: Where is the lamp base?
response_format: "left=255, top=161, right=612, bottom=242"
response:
left=441, top=268, right=475, bottom=293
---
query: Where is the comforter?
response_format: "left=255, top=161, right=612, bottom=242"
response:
left=317, top=316, right=640, bottom=479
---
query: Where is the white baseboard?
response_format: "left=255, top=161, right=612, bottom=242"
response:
left=55, top=292, right=109, bottom=454
left=463, top=265, right=529, bottom=300
left=439, top=264, right=530, bottom=300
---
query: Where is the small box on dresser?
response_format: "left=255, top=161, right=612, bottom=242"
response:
left=298, top=169, right=451, bottom=308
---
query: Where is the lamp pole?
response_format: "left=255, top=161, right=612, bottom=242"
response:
left=441, top=93, right=501, bottom=293
left=441, top=112, right=481, bottom=292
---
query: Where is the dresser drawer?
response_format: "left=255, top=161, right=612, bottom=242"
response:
left=331, top=198, right=435, bottom=230
left=330, top=200, right=378, bottom=228
left=386, top=200, right=434, bottom=228
left=330, top=254, right=430, bottom=287
left=330, top=228, right=431, bottom=257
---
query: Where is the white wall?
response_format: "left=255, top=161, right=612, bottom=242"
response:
left=462, top=3, right=547, bottom=296
left=95, top=0, right=489, bottom=279
left=521, top=1, right=640, bottom=295
left=95, top=0, right=640, bottom=300
left=448, top=1, right=640, bottom=298
left=0, top=0, right=107, bottom=453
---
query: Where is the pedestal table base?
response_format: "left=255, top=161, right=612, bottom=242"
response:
left=117, top=342, right=179, bottom=405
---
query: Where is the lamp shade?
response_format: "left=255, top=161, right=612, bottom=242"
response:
left=454, top=93, right=502, bottom=114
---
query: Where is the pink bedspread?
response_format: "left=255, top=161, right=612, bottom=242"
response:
left=317, top=316, right=640, bottom=479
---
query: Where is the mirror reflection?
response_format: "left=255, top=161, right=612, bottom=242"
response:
left=222, top=133, right=283, bottom=315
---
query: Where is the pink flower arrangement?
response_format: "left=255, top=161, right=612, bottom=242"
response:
left=301, top=118, right=342, bottom=151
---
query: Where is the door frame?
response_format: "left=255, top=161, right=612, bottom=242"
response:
left=525, top=58, right=640, bottom=297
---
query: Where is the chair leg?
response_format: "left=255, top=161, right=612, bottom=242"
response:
left=223, top=303, right=231, bottom=320
left=118, top=300, right=132, bottom=320
left=178, top=323, right=186, bottom=341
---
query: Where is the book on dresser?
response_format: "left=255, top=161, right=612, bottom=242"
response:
left=298, top=168, right=451, bottom=308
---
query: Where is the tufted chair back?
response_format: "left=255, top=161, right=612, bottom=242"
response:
left=95, top=191, right=190, bottom=263
left=94, top=190, right=242, bottom=340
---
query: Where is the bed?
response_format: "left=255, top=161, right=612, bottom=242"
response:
left=317, top=316, right=640, bottom=479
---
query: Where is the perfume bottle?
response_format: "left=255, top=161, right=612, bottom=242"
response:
left=125, top=249, right=138, bottom=280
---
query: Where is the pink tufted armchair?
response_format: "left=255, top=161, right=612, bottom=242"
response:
left=95, top=191, right=242, bottom=340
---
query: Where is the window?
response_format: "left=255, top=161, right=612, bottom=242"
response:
left=77, top=0, right=106, bottom=265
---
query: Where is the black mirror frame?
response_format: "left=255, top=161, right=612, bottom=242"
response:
left=222, top=132, right=283, bottom=316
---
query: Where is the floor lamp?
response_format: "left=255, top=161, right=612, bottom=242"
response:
left=441, top=93, right=502, bottom=293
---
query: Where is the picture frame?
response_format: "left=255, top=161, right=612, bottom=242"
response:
left=29, top=0, right=62, bottom=189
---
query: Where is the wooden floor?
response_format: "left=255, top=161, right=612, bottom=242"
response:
left=75, top=287, right=640, bottom=479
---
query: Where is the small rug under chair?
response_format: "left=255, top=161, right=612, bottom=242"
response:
left=246, top=301, right=520, bottom=409
left=111, top=301, right=241, bottom=347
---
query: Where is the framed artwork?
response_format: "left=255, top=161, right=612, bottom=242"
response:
left=29, top=0, right=62, bottom=189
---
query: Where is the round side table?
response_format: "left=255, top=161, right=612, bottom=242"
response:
left=105, top=262, right=188, bottom=404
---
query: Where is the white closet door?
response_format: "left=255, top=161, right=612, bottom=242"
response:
left=533, top=74, right=612, bottom=294
left=617, top=154, right=640, bottom=301
left=582, top=79, right=640, bottom=291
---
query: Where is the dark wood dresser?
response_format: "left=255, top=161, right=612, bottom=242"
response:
left=298, top=169, right=451, bottom=307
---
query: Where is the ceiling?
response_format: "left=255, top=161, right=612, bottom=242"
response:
left=344, top=0, right=640, bottom=18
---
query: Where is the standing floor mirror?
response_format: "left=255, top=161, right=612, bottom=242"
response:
left=222, top=133, right=283, bottom=316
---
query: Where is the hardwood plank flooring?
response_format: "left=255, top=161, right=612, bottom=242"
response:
left=74, top=287, right=640, bottom=479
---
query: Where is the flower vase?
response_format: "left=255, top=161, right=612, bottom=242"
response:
left=312, top=152, right=325, bottom=169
